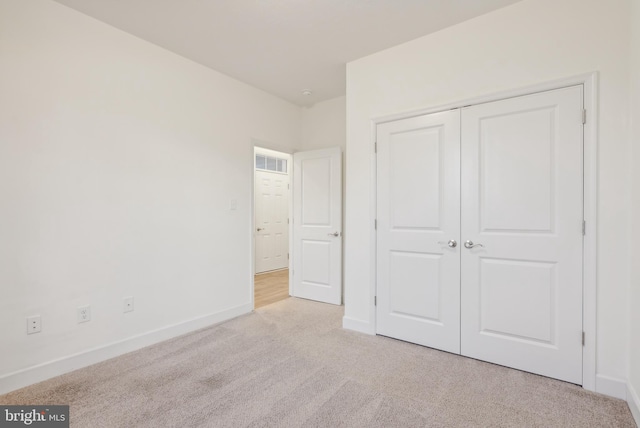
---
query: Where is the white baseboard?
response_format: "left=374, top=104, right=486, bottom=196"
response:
left=342, top=316, right=374, bottom=335
left=0, top=303, right=252, bottom=395
left=595, top=374, right=627, bottom=400
left=628, top=382, right=640, bottom=427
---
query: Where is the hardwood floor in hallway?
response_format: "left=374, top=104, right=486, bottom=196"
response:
left=254, top=269, right=289, bottom=308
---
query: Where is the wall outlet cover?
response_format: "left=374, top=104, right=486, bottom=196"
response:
left=27, top=315, right=42, bottom=334
left=123, top=296, right=134, bottom=313
left=77, top=306, right=91, bottom=323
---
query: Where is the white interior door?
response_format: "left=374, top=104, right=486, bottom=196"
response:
left=374, top=85, right=584, bottom=384
left=255, top=170, right=289, bottom=273
left=460, top=86, right=584, bottom=384
left=376, top=110, right=461, bottom=354
left=292, top=147, right=342, bottom=305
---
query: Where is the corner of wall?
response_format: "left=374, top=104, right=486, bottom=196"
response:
left=628, top=381, right=640, bottom=426
left=342, top=316, right=375, bottom=335
left=0, top=303, right=251, bottom=395
left=299, top=96, right=347, bottom=152
left=595, top=374, right=628, bottom=400
left=628, top=0, right=640, bottom=425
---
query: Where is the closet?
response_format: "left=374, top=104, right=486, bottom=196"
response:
left=375, top=85, right=584, bottom=384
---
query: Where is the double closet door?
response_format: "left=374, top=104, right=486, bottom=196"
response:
left=376, top=86, right=584, bottom=384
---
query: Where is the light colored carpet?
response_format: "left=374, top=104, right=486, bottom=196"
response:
left=1, top=298, right=636, bottom=427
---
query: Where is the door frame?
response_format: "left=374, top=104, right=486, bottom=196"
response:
left=250, top=142, right=294, bottom=310
left=369, top=72, right=598, bottom=391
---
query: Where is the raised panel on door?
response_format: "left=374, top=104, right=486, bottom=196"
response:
left=460, top=86, right=584, bottom=384
left=292, top=147, right=342, bottom=305
left=376, top=110, right=461, bottom=354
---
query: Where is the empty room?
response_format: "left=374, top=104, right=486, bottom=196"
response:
left=1, top=0, right=639, bottom=426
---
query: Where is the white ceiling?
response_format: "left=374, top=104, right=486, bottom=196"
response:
left=52, top=0, right=522, bottom=107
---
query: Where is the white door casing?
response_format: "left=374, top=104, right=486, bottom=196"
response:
left=376, top=110, right=461, bottom=354
left=375, top=85, right=584, bottom=385
left=460, top=86, right=584, bottom=384
left=255, top=170, right=289, bottom=274
left=292, top=147, right=342, bottom=305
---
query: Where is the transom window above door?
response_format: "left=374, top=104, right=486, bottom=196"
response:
left=256, top=154, right=287, bottom=173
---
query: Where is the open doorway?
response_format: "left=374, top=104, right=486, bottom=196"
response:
left=253, top=147, right=291, bottom=308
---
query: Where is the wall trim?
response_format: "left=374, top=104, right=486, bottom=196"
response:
left=368, top=72, right=599, bottom=392
left=342, top=316, right=375, bottom=335
left=594, top=374, right=627, bottom=399
left=628, top=382, right=640, bottom=426
left=0, top=303, right=252, bottom=395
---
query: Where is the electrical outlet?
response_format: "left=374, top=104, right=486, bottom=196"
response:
left=77, top=306, right=91, bottom=323
left=123, top=296, right=134, bottom=313
left=27, top=315, right=41, bottom=334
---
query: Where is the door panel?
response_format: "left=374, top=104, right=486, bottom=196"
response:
left=460, top=86, right=583, bottom=384
left=479, top=258, right=556, bottom=343
left=376, top=110, right=461, bottom=354
left=292, top=147, right=342, bottom=305
left=389, top=127, right=442, bottom=229
left=301, top=158, right=332, bottom=225
left=480, top=107, right=555, bottom=233
left=255, top=170, right=289, bottom=273
left=389, top=251, right=442, bottom=321
left=301, top=240, right=331, bottom=285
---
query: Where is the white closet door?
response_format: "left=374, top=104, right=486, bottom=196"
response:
left=376, top=110, right=461, bottom=354
left=292, top=147, right=342, bottom=305
left=460, top=86, right=584, bottom=384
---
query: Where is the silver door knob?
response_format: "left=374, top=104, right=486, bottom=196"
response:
left=464, top=240, right=484, bottom=249
left=256, top=227, right=263, bottom=232
left=438, top=240, right=457, bottom=248
left=328, top=231, right=340, bottom=237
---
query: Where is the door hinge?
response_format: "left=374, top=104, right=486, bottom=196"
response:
left=374, top=219, right=377, bottom=230
left=582, top=109, right=587, bottom=125
left=288, top=218, right=290, bottom=224
left=374, top=296, right=377, bottom=306
left=374, top=142, right=377, bottom=154
left=582, top=331, right=585, bottom=346
left=582, top=220, right=586, bottom=236
left=288, top=184, right=290, bottom=190
left=287, top=253, right=289, bottom=260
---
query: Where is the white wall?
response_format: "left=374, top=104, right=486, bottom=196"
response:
left=0, top=0, right=301, bottom=392
left=628, top=0, right=640, bottom=421
left=344, top=0, right=631, bottom=393
left=300, top=96, right=346, bottom=151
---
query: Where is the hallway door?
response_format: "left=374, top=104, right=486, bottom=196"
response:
left=255, top=170, right=289, bottom=273
left=291, top=147, right=342, bottom=305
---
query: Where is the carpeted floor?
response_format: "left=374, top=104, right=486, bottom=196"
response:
left=1, top=298, right=636, bottom=427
